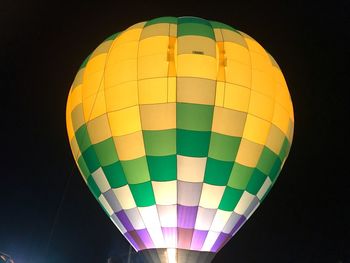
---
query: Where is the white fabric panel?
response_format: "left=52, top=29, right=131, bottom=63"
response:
left=177, top=155, right=207, bottom=182
left=234, top=191, right=255, bottom=215
left=139, top=206, right=165, bottom=247
left=152, top=181, right=177, bottom=205
left=177, top=181, right=202, bottom=206
left=113, top=185, right=136, bottom=209
left=111, top=214, right=127, bottom=234
left=103, top=189, right=122, bottom=212
left=210, top=210, right=232, bottom=232
left=222, top=212, right=241, bottom=234
left=98, top=195, right=114, bottom=216
left=157, top=205, right=177, bottom=227
left=199, top=183, right=225, bottom=209
left=91, top=167, right=110, bottom=193
left=125, top=208, right=145, bottom=230
left=256, top=177, right=272, bottom=200
left=202, top=231, right=220, bottom=251
left=194, top=207, right=216, bottom=231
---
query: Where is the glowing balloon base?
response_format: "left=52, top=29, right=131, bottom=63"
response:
left=140, top=248, right=215, bottom=263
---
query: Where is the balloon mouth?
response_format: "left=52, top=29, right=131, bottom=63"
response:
left=139, top=248, right=215, bottom=263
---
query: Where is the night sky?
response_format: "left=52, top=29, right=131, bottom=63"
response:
left=1, top=0, right=349, bottom=262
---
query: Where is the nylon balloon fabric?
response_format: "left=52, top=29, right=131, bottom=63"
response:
left=66, top=16, right=294, bottom=259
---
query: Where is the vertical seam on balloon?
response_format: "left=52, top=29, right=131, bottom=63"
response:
left=101, top=31, right=140, bottom=252
left=136, top=21, right=165, bottom=250
left=189, top=20, right=217, bottom=252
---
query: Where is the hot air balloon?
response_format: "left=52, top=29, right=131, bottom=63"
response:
left=66, top=16, right=294, bottom=262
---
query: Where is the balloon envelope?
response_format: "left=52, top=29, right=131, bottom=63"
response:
left=66, top=16, right=294, bottom=262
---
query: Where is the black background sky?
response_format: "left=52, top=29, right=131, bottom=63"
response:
left=1, top=0, right=349, bottom=262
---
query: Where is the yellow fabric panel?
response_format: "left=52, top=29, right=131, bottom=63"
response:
left=251, top=69, right=275, bottom=98
left=138, top=78, right=168, bottom=104
left=221, top=29, right=247, bottom=48
left=66, top=91, right=74, bottom=140
left=105, top=59, right=137, bottom=87
left=105, top=81, right=138, bottom=111
left=242, top=114, right=271, bottom=145
left=115, top=26, right=144, bottom=43
left=216, top=42, right=226, bottom=82
left=265, top=124, right=285, bottom=155
left=108, top=106, right=141, bottom=136
left=82, top=70, right=104, bottom=99
left=235, top=139, right=263, bottom=167
left=214, top=29, right=223, bottom=42
left=224, top=42, right=250, bottom=65
left=71, top=68, right=84, bottom=91
left=82, top=90, right=106, bottom=121
left=127, top=21, right=146, bottom=30
left=215, top=82, right=225, bottom=107
left=114, top=131, right=145, bottom=161
left=287, top=120, right=294, bottom=143
left=108, top=41, right=139, bottom=61
left=177, top=78, right=215, bottom=105
left=84, top=53, right=107, bottom=76
left=242, top=34, right=266, bottom=55
left=139, top=36, right=169, bottom=57
left=138, top=54, right=169, bottom=79
left=177, top=36, right=216, bottom=57
left=272, top=103, right=289, bottom=135
left=90, top=40, right=113, bottom=58
left=69, top=84, right=83, bottom=112
left=140, top=103, right=176, bottom=130
left=87, top=114, right=112, bottom=144
left=140, top=24, right=170, bottom=40
left=177, top=54, right=217, bottom=80
left=70, top=136, right=81, bottom=160
left=250, top=51, right=271, bottom=71
left=167, top=77, right=176, bottom=102
left=169, top=24, right=177, bottom=37
left=212, top=107, right=247, bottom=137
left=71, top=105, right=85, bottom=132
left=248, top=91, right=274, bottom=121
left=225, top=59, right=251, bottom=87
left=224, top=83, right=251, bottom=112
left=167, top=37, right=177, bottom=77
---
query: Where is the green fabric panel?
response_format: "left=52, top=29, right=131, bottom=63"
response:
left=209, top=21, right=237, bottom=31
left=256, top=146, right=278, bottom=175
left=121, top=157, right=150, bottom=184
left=87, top=176, right=101, bottom=198
left=228, top=163, right=254, bottom=189
left=269, top=158, right=282, bottom=182
left=176, top=129, right=211, bottom=157
left=129, top=181, right=156, bottom=207
left=177, top=22, right=215, bottom=40
left=246, top=169, right=267, bottom=195
left=79, top=54, right=91, bottom=69
left=103, top=161, right=127, bottom=188
left=147, top=155, right=177, bottom=181
left=219, top=187, right=243, bottom=211
left=145, top=16, right=177, bottom=26
left=178, top=17, right=211, bottom=26
left=204, top=158, right=233, bottom=186
left=177, top=103, right=214, bottom=131
left=75, top=124, right=91, bottom=152
left=93, top=138, right=119, bottom=166
left=143, top=129, right=176, bottom=156
left=279, top=138, right=290, bottom=162
left=208, top=133, right=241, bottom=161
left=77, top=155, right=90, bottom=179
left=82, top=146, right=100, bottom=173
left=105, top=32, right=121, bottom=41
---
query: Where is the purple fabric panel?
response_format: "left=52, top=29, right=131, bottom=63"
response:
left=124, top=232, right=140, bottom=251
left=190, top=229, right=208, bottom=250
left=129, top=230, right=146, bottom=250
left=177, top=228, right=194, bottom=250
left=116, top=210, right=134, bottom=231
left=136, top=229, right=155, bottom=249
left=211, top=232, right=230, bottom=252
left=230, top=215, right=246, bottom=236
left=177, top=205, right=198, bottom=229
